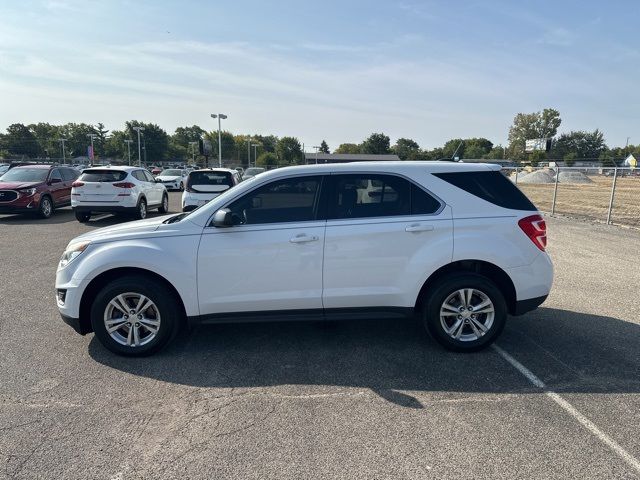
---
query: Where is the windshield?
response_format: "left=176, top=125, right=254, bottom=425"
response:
left=188, top=171, right=233, bottom=187
left=79, top=169, right=128, bottom=182
left=244, top=168, right=265, bottom=176
left=160, top=169, right=183, bottom=176
left=0, top=168, right=49, bottom=183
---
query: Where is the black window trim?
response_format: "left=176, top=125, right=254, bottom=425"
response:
left=206, top=173, right=327, bottom=228
left=325, top=171, right=445, bottom=221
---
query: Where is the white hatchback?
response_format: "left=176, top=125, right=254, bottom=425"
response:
left=71, top=166, right=168, bottom=222
left=181, top=168, right=241, bottom=212
left=57, top=162, right=553, bottom=356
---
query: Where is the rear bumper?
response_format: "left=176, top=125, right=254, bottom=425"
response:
left=512, top=295, right=548, bottom=316
left=72, top=205, right=136, bottom=213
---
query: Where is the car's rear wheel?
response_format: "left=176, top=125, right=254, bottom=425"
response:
left=38, top=196, right=53, bottom=219
left=75, top=211, right=91, bottom=223
left=422, top=273, right=506, bottom=352
left=179, top=182, right=184, bottom=191
left=90, top=276, right=181, bottom=356
left=135, top=198, right=147, bottom=220
left=158, top=194, right=169, bottom=213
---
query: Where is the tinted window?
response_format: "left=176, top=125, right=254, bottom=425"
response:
left=61, top=168, right=79, bottom=181
left=228, top=176, right=321, bottom=225
left=411, top=184, right=441, bottom=214
left=143, top=171, right=155, bottom=182
left=188, top=171, right=233, bottom=189
left=49, top=169, right=62, bottom=181
left=433, top=171, right=536, bottom=211
left=1, top=168, right=49, bottom=182
left=80, top=169, right=128, bottom=182
left=329, top=174, right=411, bottom=219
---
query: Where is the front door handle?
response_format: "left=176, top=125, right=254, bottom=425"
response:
left=405, top=224, right=434, bottom=233
left=290, top=234, right=319, bottom=243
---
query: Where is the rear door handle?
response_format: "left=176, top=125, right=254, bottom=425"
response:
left=405, top=224, right=434, bottom=233
left=290, top=234, right=319, bottom=243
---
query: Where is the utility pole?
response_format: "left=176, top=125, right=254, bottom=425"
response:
left=189, top=141, right=198, bottom=164
left=87, top=133, right=97, bottom=163
left=312, top=145, right=320, bottom=164
left=252, top=144, right=259, bottom=167
left=247, top=136, right=252, bottom=168
left=210, top=113, right=228, bottom=168
left=124, top=139, right=133, bottom=165
left=133, top=126, right=145, bottom=167
left=59, top=138, right=67, bottom=165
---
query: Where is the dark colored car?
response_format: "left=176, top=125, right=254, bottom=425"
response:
left=0, top=165, right=80, bottom=218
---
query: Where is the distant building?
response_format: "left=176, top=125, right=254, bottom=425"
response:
left=304, top=153, right=400, bottom=164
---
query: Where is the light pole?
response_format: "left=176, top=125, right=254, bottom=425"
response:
left=59, top=138, right=67, bottom=165
left=87, top=133, right=97, bottom=163
left=252, top=144, right=259, bottom=167
left=210, top=113, right=227, bottom=168
left=189, top=141, right=198, bottom=164
left=312, top=145, right=320, bottom=164
left=124, top=139, right=133, bottom=165
left=133, top=127, right=145, bottom=166
left=247, top=136, right=252, bottom=168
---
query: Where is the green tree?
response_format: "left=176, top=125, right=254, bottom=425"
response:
left=529, top=150, right=546, bottom=167
left=256, top=152, right=279, bottom=167
left=28, top=122, right=62, bottom=158
left=484, top=145, right=506, bottom=160
left=2, top=123, right=39, bottom=157
left=253, top=134, right=278, bottom=153
left=335, top=143, right=360, bottom=154
left=508, top=108, right=561, bottom=160
left=442, top=139, right=465, bottom=159
left=319, top=140, right=330, bottom=154
left=94, top=122, right=109, bottom=157
left=393, top=138, right=420, bottom=160
left=104, top=130, right=130, bottom=161
left=563, top=152, right=578, bottom=166
left=125, top=121, right=169, bottom=164
left=204, top=131, right=236, bottom=164
left=61, top=123, right=99, bottom=159
left=361, top=132, right=391, bottom=154
left=276, top=136, right=303, bottom=164
left=551, top=129, right=607, bottom=160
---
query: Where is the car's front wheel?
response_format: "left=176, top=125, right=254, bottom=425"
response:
left=422, top=273, right=507, bottom=352
left=90, top=276, right=181, bottom=356
left=135, top=198, right=147, bottom=220
left=38, top=196, right=53, bottom=219
left=158, top=194, right=169, bottom=213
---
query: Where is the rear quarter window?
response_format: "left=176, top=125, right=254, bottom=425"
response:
left=433, top=171, right=536, bottom=211
left=80, top=170, right=128, bottom=182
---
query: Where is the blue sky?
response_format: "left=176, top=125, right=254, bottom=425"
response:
left=0, top=0, right=638, bottom=150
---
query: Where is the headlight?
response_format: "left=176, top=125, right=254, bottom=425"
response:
left=19, top=188, right=37, bottom=197
left=59, top=241, right=91, bottom=268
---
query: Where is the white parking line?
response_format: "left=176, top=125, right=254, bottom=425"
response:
left=493, top=344, right=640, bottom=475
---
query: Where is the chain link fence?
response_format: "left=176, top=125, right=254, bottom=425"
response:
left=510, top=166, right=640, bottom=228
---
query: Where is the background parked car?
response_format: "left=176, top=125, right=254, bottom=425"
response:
left=155, top=168, right=188, bottom=191
left=0, top=164, right=9, bottom=176
left=151, top=166, right=163, bottom=176
left=0, top=164, right=79, bottom=218
left=71, top=166, right=168, bottom=222
left=242, top=167, right=265, bottom=180
left=181, top=168, right=241, bottom=212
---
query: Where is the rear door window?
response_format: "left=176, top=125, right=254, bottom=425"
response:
left=433, top=171, right=536, bottom=211
left=61, top=168, right=79, bottom=181
left=80, top=170, right=128, bottom=182
left=328, top=174, right=411, bottom=219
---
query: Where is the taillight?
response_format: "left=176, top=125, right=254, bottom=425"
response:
left=71, top=181, right=84, bottom=187
left=113, top=182, right=135, bottom=188
left=518, top=214, right=547, bottom=251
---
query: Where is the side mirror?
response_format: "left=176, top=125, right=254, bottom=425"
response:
left=213, top=208, right=235, bottom=227
left=155, top=178, right=163, bottom=183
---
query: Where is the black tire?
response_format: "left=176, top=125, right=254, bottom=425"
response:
left=179, top=182, right=184, bottom=191
left=158, top=193, right=169, bottom=213
left=422, top=273, right=507, bottom=352
left=90, top=275, right=182, bottom=356
left=75, top=211, right=91, bottom=223
left=38, top=196, right=53, bottom=219
left=135, top=197, right=147, bottom=220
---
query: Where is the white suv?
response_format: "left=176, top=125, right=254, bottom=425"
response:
left=71, top=166, right=168, bottom=222
left=181, top=168, right=242, bottom=212
left=56, top=162, right=553, bottom=356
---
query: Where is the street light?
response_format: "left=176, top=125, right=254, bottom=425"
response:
left=133, top=126, right=145, bottom=167
left=247, top=136, right=252, bottom=168
left=87, top=133, right=98, bottom=163
left=312, top=145, right=320, bottom=164
left=124, top=139, right=134, bottom=165
left=210, top=113, right=227, bottom=168
left=252, top=144, right=260, bottom=167
left=59, top=138, right=67, bottom=165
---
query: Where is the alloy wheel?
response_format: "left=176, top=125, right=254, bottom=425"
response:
left=439, top=288, right=495, bottom=342
left=103, top=292, right=161, bottom=347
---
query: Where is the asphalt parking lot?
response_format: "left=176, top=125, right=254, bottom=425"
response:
left=1, top=192, right=639, bottom=479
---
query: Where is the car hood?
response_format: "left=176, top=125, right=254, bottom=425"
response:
left=0, top=181, right=43, bottom=190
left=73, top=215, right=174, bottom=244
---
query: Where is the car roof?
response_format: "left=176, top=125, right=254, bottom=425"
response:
left=190, top=168, right=237, bottom=173
left=83, top=166, right=144, bottom=172
left=13, top=164, right=54, bottom=169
